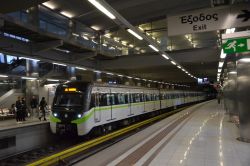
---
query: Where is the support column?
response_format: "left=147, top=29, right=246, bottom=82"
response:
left=26, top=60, right=39, bottom=107
left=236, top=53, right=250, bottom=142
left=67, top=66, right=76, bottom=81
left=226, top=59, right=238, bottom=122
left=27, top=5, right=39, bottom=28
left=94, top=72, right=102, bottom=82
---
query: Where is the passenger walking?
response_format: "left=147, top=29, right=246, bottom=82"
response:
left=15, top=97, right=22, bottom=123
left=30, top=96, right=38, bottom=117
left=217, top=90, right=222, bottom=104
left=39, top=97, right=47, bottom=121
left=21, top=97, right=27, bottom=121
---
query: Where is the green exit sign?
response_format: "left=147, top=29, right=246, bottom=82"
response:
left=222, top=37, right=250, bottom=54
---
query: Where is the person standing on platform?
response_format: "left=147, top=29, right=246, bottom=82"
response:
left=15, top=97, right=22, bottom=123
left=39, top=97, right=47, bottom=121
left=217, top=90, right=222, bottom=104
left=21, top=97, right=27, bottom=121
left=30, top=96, right=38, bottom=118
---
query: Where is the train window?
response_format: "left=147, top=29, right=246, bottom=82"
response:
left=118, top=93, right=126, bottom=104
left=146, top=94, right=150, bottom=101
left=125, top=94, right=129, bottom=103
left=155, top=94, right=159, bottom=100
left=140, top=94, right=144, bottom=102
left=54, top=93, right=83, bottom=107
left=109, top=94, right=115, bottom=105
left=90, top=94, right=96, bottom=109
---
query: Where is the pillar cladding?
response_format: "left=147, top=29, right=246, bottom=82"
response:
left=226, top=61, right=238, bottom=121
left=26, top=60, right=39, bottom=103
left=67, top=66, right=76, bottom=81
left=236, top=54, right=250, bottom=142
left=27, top=5, right=39, bottom=27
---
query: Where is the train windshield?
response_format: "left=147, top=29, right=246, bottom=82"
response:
left=54, top=93, right=84, bottom=107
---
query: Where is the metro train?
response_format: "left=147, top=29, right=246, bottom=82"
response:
left=50, top=81, right=206, bottom=136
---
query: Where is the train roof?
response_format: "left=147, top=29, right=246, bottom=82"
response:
left=59, top=81, right=202, bottom=93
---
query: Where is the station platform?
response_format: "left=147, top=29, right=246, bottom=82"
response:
left=74, top=100, right=250, bottom=166
left=0, top=116, right=49, bottom=131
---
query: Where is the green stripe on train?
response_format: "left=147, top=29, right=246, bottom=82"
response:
left=50, top=115, right=61, bottom=123
left=71, top=100, right=162, bottom=125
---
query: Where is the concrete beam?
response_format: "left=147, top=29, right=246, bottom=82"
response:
left=100, top=47, right=219, bottom=70
left=32, top=40, right=63, bottom=53
left=0, top=36, right=95, bottom=68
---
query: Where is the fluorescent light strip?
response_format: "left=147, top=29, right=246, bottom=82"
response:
left=148, top=45, right=159, bottom=52
left=82, top=35, right=89, bottom=40
left=94, top=70, right=101, bottom=73
left=171, top=61, right=176, bottom=65
left=218, top=69, right=222, bottom=72
left=53, top=63, right=67, bottom=66
left=47, top=79, right=59, bottom=82
left=20, top=57, right=40, bottom=62
left=127, top=29, right=143, bottom=40
left=117, top=74, right=123, bottom=77
left=60, top=11, right=74, bottom=18
left=239, top=58, right=250, bottom=62
left=0, top=75, right=8, bottom=78
left=76, top=67, right=87, bottom=70
left=88, top=0, right=116, bottom=19
left=106, top=72, right=113, bottom=75
left=126, top=76, right=133, bottom=79
left=162, top=54, right=169, bottom=60
left=177, top=66, right=181, bottom=69
left=21, top=76, right=37, bottom=80
left=218, top=62, right=224, bottom=68
left=42, top=2, right=56, bottom=9
left=220, top=49, right=226, bottom=59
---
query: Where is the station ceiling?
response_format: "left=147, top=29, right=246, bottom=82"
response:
left=0, top=0, right=249, bottom=84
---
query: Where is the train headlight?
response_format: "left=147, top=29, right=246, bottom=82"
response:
left=53, top=113, right=58, bottom=117
left=77, top=114, right=82, bottom=118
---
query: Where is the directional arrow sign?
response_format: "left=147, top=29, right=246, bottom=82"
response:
left=222, top=37, right=250, bottom=54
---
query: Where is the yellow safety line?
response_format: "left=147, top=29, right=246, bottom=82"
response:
left=27, top=106, right=190, bottom=166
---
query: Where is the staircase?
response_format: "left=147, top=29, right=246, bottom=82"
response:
left=0, top=89, right=24, bottom=109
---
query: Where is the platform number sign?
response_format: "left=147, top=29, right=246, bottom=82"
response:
left=222, top=38, right=250, bottom=54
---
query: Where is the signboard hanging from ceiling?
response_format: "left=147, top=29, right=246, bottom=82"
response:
left=167, top=4, right=250, bottom=36
left=222, top=31, right=250, bottom=54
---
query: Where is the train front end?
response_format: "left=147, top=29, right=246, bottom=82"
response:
left=50, top=82, right=91, bottom=135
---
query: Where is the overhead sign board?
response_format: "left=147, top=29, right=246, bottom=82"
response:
left=167, top=5, right=250, bottom=36
left=222, top=38, right=250, bottom=54
left=222, top=31, right=250, bottom=54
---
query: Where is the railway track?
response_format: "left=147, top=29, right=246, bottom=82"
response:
left=0, top=103, right=197, bottom=166
left=27, top=105, right=193, bottom=166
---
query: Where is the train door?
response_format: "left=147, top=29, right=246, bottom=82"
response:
left=94, top=93, right=101, bottom=122
left=126, top=92, right=132, bottom=116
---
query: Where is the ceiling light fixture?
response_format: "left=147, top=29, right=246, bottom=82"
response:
left=60, top=11, right=74, bottom=18
left=171, top=61, right=176, bottom=65
left=88, top=0, right=116, bottom=19
left=47, top=79, right=59, bottom=82
left=127, top=29, right=143, bottom=40
left=53, top=63, right=67, bottom=66
left=94, top=70, right=101, bottom=73
left=218, top=62, right=224, bottom=68
left=21, top=76, right=37, bottom=80
left=239, top=58, right=250, bottom=62
left=75, top=67, right=87, bottom=70
left=0, top=75, right=8, bottom=78
left=218, top=69, right=222, bottom=72
left=148, top=45, right=159, bottom=52
left=20, top=57, right=40, bottom=62
left=42, top=2, right=56, bottom=9
left=220, top=49, right=226, bottom=59
left=162, top=54, right=169, bottom=60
